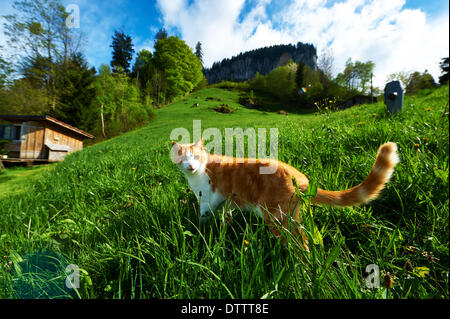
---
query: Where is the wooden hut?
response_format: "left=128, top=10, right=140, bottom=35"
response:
left=0, top=115, right=94, bottom=164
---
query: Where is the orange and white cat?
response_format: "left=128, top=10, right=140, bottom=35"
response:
left=172, top=139, right=399, bottom=250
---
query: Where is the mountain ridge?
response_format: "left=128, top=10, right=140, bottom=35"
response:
left=204, top=42, right=318, bottom=84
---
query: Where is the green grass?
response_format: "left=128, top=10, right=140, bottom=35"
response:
left=0, top=165, right=52, bottom=199
left=0, top=86, right=448, bottom=299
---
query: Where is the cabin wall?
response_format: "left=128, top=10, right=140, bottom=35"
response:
left=44, top=125, right=83, bottom=153
left=1, top=119, right=86, bottom=161
left=1, top=120, right=22, bottom=158
left=4, top=141, right=20, bottom=158
left=20, top=121, right=46, bottom=159
left=48, top=150, right=69, bottom=162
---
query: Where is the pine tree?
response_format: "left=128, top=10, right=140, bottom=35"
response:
left=295, top=61, right=305, bottom=89
left=195, top=42, right=203, bottom=65
left=110, top=30, right=135, bottom=75
left=155, top=28, right=168, bottom=41
left=52, top=53, right=97, bottom=129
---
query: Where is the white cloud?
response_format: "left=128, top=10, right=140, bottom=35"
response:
left=157, top=0, right=265, bottom=64
left=157, top=0, right=449, bottom=88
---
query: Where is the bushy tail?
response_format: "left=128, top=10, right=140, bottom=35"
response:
left=311, top=142, right=400, bottom=207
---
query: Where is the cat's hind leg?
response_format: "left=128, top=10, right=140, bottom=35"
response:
left=262, top=206, right=310, bottom=252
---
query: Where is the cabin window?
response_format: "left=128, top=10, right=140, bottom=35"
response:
left=0, top=124, right=22, bottom=141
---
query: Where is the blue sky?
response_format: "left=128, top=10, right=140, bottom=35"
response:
left=0, top=0, right=449, bottom=87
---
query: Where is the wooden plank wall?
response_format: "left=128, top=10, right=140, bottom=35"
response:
left=4, top=141, right=20, bottom=158
left=44, top=125, right=83, bottom=153
left=20, top=121, right=46, bottom=159
left=4, top=120, right=85, bottom=160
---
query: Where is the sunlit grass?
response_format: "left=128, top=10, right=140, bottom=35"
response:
left=0, top=85, right=448, bottom=299
left=0, top=165, right=53, bottom=199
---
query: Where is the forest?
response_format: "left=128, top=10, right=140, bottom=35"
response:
left=0, top=0, right=205, bottom=141
left=0, top=0, right=446, bottom=141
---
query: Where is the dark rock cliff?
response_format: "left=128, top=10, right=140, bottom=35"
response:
left=204, top=42, right=317, bottom=84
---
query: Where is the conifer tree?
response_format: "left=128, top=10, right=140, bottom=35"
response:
left=195, top=42, right=203, bottom=65
left=110, top=29, right=135, bottom=75
left=155, top=28, right=168, bottom=41
left=295, top=61, right=305, bottom=89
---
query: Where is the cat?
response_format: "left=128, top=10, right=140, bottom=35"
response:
left=171, top=139, right=399, bottom=251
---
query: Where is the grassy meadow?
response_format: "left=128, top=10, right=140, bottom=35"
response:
left=0, top=166, right=52, bottom=200
left=0, top=86, right=448, bottom=299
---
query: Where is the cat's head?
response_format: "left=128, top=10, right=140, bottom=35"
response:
left=171, top=139, right=207, bottom=175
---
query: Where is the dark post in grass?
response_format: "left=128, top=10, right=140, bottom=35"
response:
left=384, top=80, right=404, bottom=114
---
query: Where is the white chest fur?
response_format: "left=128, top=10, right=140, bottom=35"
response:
left=183, top=170, right=225, bottom=219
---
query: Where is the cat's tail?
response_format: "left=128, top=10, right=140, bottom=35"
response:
left=311, top=142, right=400, bottom=207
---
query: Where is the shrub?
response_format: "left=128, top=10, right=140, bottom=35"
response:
left=405, top=71, right=437, bottom=95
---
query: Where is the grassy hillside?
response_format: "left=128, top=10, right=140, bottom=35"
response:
left=0, top=86, right=448, bottom=299
left=0, top=166, right=52, bottom=200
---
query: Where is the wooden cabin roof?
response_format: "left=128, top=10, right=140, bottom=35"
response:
left=0, top=115, right=94, bottom=140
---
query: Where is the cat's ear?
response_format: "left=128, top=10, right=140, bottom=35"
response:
left=172, top=141, right=177, bottom=146
left=194, top=139, right=204, bottom=149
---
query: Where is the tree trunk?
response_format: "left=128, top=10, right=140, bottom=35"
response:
left=100, top=104, right=106, bottom=137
